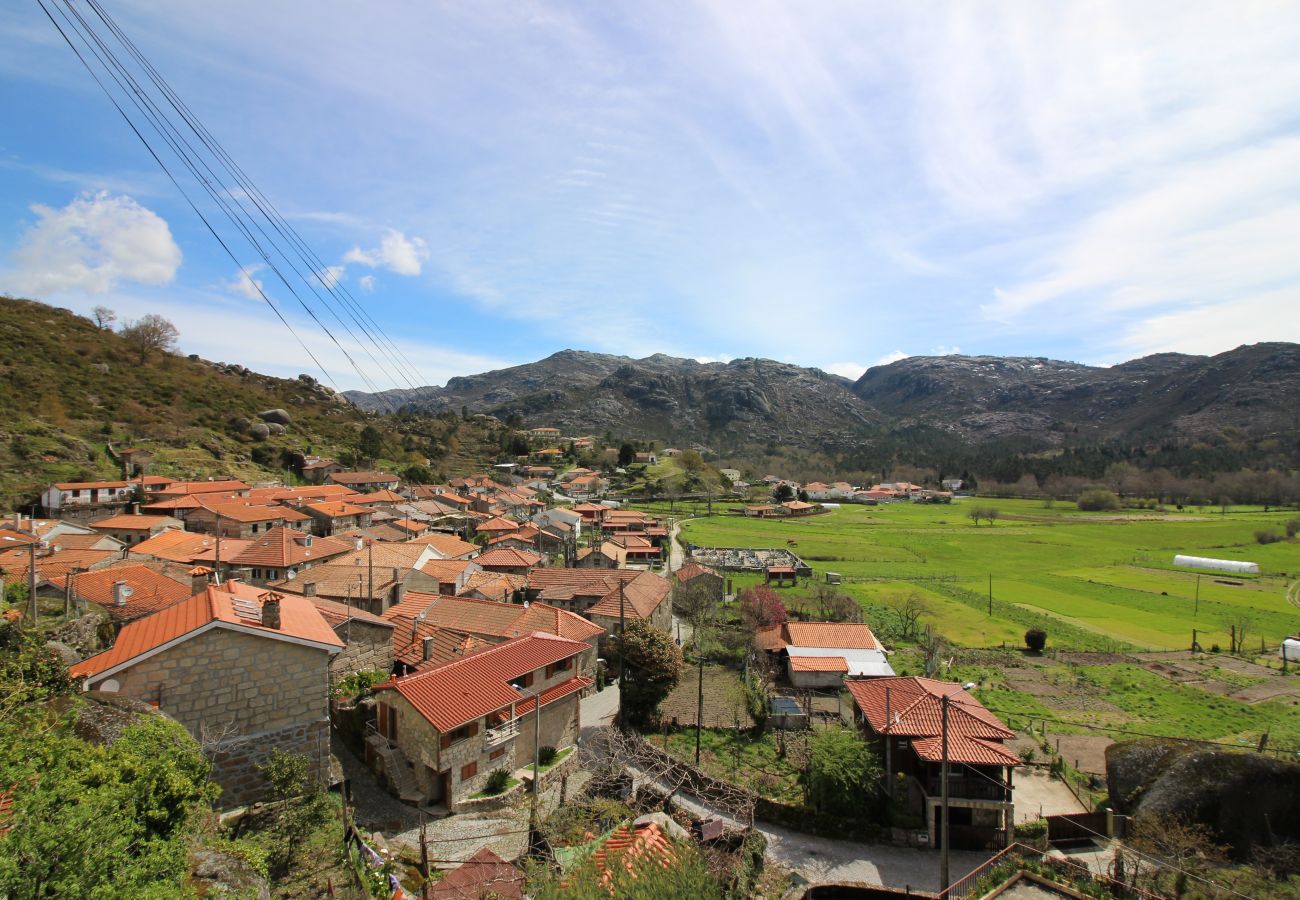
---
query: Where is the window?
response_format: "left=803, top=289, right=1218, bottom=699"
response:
left=489, top=747, right=504, bottom=760
left=460, top=761, right=477, bottom=781
left=442, top=721, right=479, bottom=748
left=510, top=672, right=534, bottom=690
left=71, top=490, right=81, bottom=498
left=251, top=523, right=259, bottom=534
left=546, top=658, right=573, bottom=678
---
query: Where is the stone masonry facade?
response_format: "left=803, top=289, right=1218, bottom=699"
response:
left=105, top=626, right=333, bottom=807
left=329, top=619, right=394, bottom=682
left=379, top=660, right=584, bottom=810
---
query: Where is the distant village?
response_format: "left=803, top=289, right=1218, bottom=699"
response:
left=1, top=424, right=1026, bottom=896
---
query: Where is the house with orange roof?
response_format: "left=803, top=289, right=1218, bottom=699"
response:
left=70, top=580, right=342, bottom=806
left=472, top=516, right=520, bottom=539
left=227, top=527, right=354, bottom=584
left=428, top=846, right=523, bottom=899
left=672, top=562, right=724, bottom=605
left=770, top=621, right=895, bottom=688
left=39, top=479, right=135, bottom=516
left=300, top=455, right=346, bottom=484
left=405, top=531, right=478, bottom=561
left=45, top=562, right=194, bottom=624
left=458, top=570, right=528, bottom=603
left=420, top=558, right=481, bottom=595
left=294, top=499, right=374, bottom=537
left=299, top=595, right=395, bottom=680
left=349, top=488, right=408, bottom=507
left=526, top=569, right=672, bottom=637
left=187, top=498, right=312, bottom=539
left=88, top=512, right=184, bottom=546
left=153, top=479, right=250, bottom=499
left=0, top=545, right=121, bottom=583
left=572, top=820, right=677, bottom=892
left=329, top=471, right=400, bottom=491
left=473, top=547, right=542, bottom=575
left=846, top=676, right=1018, bottom=849
left=371, top=631, right=591, bottom=809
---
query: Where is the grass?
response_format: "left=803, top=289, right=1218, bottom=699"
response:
left=660, top=728, right=805, bottom=805
left=469, top=775, right=521, bottom=799
left=537, top=746, right=574, bottom=772
left=677, top=499, right=1300, bottom=652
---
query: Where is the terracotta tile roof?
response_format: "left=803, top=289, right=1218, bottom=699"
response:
left=379, top=632, right=590, bottom=731
left=70, top=580, right=342, bottom=681
left=247, top=485, right=360, bottom=502
left=305, top=596, right=394, bottom=629
left=229, top=527, right=354, bottom=568
left=268, top=564, right=399, bottom=601
left=673, top=563, right=719, bottom=583
left=475, top=548, right=541, bottom=569
left=525, top=568, right=645, bottom=603
left=754, top=625, right=785, bottom=652
left=328, top=471, right=399, bottom=485
left=48, top=563, right=192, bottom=622
left=351, top=489, right=407, bottom=505
left=142, top=495, right=203, bottom=511
left=486, top=533, right=536, bottom=549
left=784, top=622, right=881, bottom=650
left=475, top=516, right=520, bottom=533
left=0, top=547, right=118, bottom=580
left=514, top=674, right=592, bottom=716
left=339, top=524, right=411, bottom=542
left=157, top=479, right=249, bottom=495
left=129, top=530, right=222, bottom=563
left=384, top=592, right=603, bottom=643
left=428, top=847, right=523, bottom=899
left=39, top=532, right=119, bottom=550
left=196, top=499, right=311, bottom=523
left=421, top=558, right=477, bottom=582
left=584, top=571, right=671, bottom=621
left=461, top=571, right=527, bottom=599
left=845, top=676, right=1018, bottom=766
left=789, top=656, right=848, bottom=672
left=0, top=528, right=39, bottom=546
left=88, top=514, right=182, bottom=531
left=585, top=822, right=676, bottom=889
left=300, top=500, right=371, bottom=519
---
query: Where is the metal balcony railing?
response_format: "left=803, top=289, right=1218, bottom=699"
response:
left=485, top=720, right=520, bottom=747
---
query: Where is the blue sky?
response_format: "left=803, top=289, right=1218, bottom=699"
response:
left=2, top=1, right=1299, bottom=391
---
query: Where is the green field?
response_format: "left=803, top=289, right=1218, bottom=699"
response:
left=674, top=499, right=1300, bottom=652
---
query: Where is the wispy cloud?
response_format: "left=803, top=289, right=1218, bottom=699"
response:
left=344, top=229, right=429, bottom=276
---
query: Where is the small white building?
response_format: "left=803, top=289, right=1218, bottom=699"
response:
left=774, top=622, right=894, bottom=689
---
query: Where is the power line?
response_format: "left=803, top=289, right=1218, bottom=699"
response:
left=42, top=0, right=440, bottom=409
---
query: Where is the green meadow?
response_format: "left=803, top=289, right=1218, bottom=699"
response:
left=672, top=499, right=1300, bottom=652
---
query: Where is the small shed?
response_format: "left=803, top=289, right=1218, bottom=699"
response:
left=1173, top=555, right=1259, bottom=575
left=768, top=695, right=808, bottom=731
left=1281, top=637, right=1300, bottom=663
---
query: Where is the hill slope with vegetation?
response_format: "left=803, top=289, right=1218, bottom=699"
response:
left=0, top=295, right=505, bottom=509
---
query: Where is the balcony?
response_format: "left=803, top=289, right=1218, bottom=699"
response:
left=485, top=720, right=520, bottom=747
left=923, top=775, right=1011, bottom=803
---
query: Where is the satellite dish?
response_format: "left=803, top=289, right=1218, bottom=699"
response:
left=287, top=570, right=297, bottom=580
left=121, top=585, right=135, bottom=598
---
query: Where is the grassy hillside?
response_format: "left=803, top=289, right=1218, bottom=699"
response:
left=0, top=296, right=504, bottom=509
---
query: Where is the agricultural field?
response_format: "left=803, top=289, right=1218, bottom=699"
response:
left=673, top=499, right=1300, bottom=653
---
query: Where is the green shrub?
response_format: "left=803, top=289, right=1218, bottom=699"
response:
left=538, top=745, right=558, bottom=767
left=1287, top=518, right=1300, bottom=539
left=1077, top=489, right=1121, bottom=511
left=484, top=768, right=511, bottom=795
left=1025, top=628, right=1048, bottom=652
left=1255, top=529, right=1283, bottom=545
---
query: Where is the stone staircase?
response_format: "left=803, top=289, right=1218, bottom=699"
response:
left=365, top=733, right=423, bottom=805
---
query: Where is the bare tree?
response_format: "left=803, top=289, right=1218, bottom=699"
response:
left=810, top=582, right=862, bottom=623
left=1222, top=613, right=1254, bottom=655
left=119, top=313, right=179, bottom=363
left=91, top=305, right=116, bottom=330
left=674, top=577, right=720, bottom=635
left=921, top=625, right=946, bottom=678
left=885, top=590, right=931, bottom=641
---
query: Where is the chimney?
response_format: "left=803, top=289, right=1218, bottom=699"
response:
left=191, top=570, right=210, bottom=594
left=131, top=502, right=140, bottom=515
left=262, top=595, right=281, bottom=629
left=422, top=635, right=434, bottom=661
left=112, top=581, right=130, bottom=607
left=355, top=538, right=364, bottom=551
left=302, top=581, right=317, bottom=597
left=391, top=576, right=407, bottom=607
left=12, top=512, right=20, bottom=531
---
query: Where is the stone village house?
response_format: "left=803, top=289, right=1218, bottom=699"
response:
left=70, top=580, right=342, bottom=807
left=370, top=632, right=591, bottom=810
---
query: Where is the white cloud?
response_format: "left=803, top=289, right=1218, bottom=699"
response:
left=694, top=354, right=733, bottom=364
left=314, top=265, right=345, bottom=289
left=225, top=264, right=265, bottom=300
left=344, top=229, right=429, bottom=276
left=3, top=192, right=181, bottom=295
left=825, top=361, right=868, bottom=379
left=874, top=351, right=908, bottom=366
left=358, top=275, right=376, bottom=293
left=1117, top=288, right=1300, bottom=358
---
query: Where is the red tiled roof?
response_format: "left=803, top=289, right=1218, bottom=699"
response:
left=475, top=548, right=541, bottom=568
left=379, top=632, right=590, bottom=731
left=195, top=499, right=311, bottom=523
left=585, top=822, right=676, bottom=890
left=129, top=530, right=221, bottom=563
left=301, top=500, right=371, bottom=519
left=306, top=596, right=394, bottom=629
left=0, top=547, right=118, bottom=580
left=52, top=479, right=132, bottom=490
left=845, top=677, right=1018, bottom=766
left=789, top=656, right=848, bottom=672
left=754, top=625, right=785, bottom=652
left=328, top=471, right=398, bottom=485
left=49, top=564, right=191, bottom=622
left=351, top=489, right=407, bottom=505
left=384, top=592, right=603, bottom=643
left=515, top=675, right=592, bottom=716
left=157, top=479, right=249, bottom=495
left=428, top=847, right=523, bottom=899
left=70, top=580, right=342, bottom=680
left=89, top=514, right=181, bottom=531
left=585, top=571, right=671, bottom=621
left=784, top=622, right=881, bottom=650
left=230, top=527, right=354, bottom=568
left=142, top=495, right=203, bottom=511
left=475, top=516, right=520, bottom=533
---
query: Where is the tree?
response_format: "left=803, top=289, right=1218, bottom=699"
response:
left=615, top=619, right=683, bottom=730
left=677, top=449, right=705, bottom=474
left=810, top=582, right=862, bottom=623
left=885, top=590, right=930, bottom=641
left=91, top=305, right=116, bottom=329
left=921, top=624, right=946, bottom=677
left=357, top=424, right=384, bottom=463
left=119, top=313, right=179, bottom=363
left=797, top=488, right=810, bottom=503
left=674, top=577, right=720, bottom=634
left=1077, top=489, right=1121, bottom=512
left=401, top=463, right=433, bottom=484
left=773, top=483, right=794, bottom=503
left=618, top=443, right=636, bottom=467
left=807, top=727, right=883, bottom=819
left=1024, top=627, right=1047, bottom=652
left=739, top=585, right=787, bottom=630
left=260, top=749, right=332, bottom=877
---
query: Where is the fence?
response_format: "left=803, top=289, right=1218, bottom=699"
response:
left=938, top=841, right=1162, bottom=900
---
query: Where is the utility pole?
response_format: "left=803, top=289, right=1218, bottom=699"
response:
left=367, top=540, right=374, bottom=605
left=884, top=686, right=893, bottom=799
left=940, top=692, right=951, bottom=893
left=988, top=574, right=993, bottom=617
left=26, top=540, right=38, bottom=624
left=616, top=579, right=626, bottom=728
left=214, top=514, right=223, bottom=583
left=695, top=643, right=705, bottom=765
left=1194, top=574, right=1201, bottom=616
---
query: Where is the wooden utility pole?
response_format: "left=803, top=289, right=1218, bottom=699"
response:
left=616, top=579, right=626, bottom=728
left=1195, top=574, right=1201, bottom=616
left=367, top=540, right=374, bottom=605
left=988, top=574, right=993, bottom=616
left=940, top=692, right=951, bottom=894
left=884, top=686, right=893, bottom=798
left=26, top=541, right=38, bottom=624
left=695, top=644, right=705, bottom=765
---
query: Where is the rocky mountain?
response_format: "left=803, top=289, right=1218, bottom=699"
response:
left=349, top=350, right=877, bottom=450
left=348, top=343, right=1300, bottom=458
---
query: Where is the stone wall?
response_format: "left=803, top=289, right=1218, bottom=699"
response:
left=209, top=718, right=331, bottom=807
left=101, top=626, right=332, bottom=807
left=330, top=619, right=394, bottom=680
